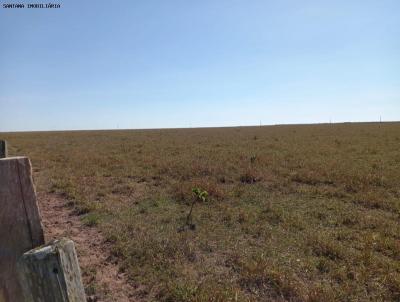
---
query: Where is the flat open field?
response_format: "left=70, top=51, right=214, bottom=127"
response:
left=2, top=123, right=400, bottom=301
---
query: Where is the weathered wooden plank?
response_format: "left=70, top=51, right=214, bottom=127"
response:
left=17, top=238, right=87, bottom=302
left=0, top=140, right=7, bottom=158
left=0, top=157, right=45, bottom=302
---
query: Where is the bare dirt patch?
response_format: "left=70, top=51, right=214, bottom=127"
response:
left=37, top=192, right=138, bottom=302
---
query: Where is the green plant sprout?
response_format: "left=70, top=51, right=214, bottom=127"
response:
left=180, top=188, right=208, bottom=232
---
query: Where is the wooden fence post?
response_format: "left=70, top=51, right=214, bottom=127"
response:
left=17, top=238, right=87, bottom=302
left=0, top=157, right=44, bottom=302
left=0, top=140, right=7, bottom=158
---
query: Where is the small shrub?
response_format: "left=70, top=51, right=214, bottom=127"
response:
left=240, top=169, right=260, bottom=184
left=179, top=188, right=208, bottom=232
left=82, top=212, right=100, bottom=227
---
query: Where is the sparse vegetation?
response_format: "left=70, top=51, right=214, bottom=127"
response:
left=2, top=122, right=400, bottom=301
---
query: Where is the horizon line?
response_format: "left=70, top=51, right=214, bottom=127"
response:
left=1, top=120, right=399, bottom=134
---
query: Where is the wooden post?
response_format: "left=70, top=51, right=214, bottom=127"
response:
left=17, top=238, right=87, bottom=302
left=0, top=157, right=44, bottom=302
left=0, top=140, right=7, bottom=158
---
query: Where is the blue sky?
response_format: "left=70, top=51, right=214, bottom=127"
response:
left=1, top=0, right=399, bottom=131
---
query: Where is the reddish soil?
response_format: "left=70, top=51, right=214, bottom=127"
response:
left=37, top=192, right=138, bottom=302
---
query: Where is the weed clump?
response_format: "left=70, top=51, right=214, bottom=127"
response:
left=240, top=169, right=260, bottom=184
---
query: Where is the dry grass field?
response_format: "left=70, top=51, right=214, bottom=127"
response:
left=2, top=122, right=400, bottom=301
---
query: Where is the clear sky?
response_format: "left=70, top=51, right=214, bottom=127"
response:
left=1, top=0, right=399, bottom=131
